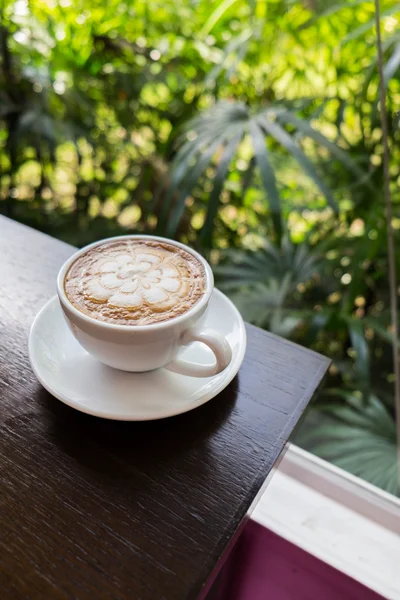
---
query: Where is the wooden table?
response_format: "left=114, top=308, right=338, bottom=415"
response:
left=0, top=215, right=330, bottom=600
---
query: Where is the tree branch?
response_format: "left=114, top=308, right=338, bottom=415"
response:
left=374, top=0, right=400, bottom=492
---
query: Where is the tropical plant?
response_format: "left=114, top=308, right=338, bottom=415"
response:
left=1, top=0, right=400, bottom=494
left=159, top=100, right=367, bottom=246
left=295, top=391, right=398, bottom=495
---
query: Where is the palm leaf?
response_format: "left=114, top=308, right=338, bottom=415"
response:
left=200, top=131, right=243, bottom=247
left=341, top=6, right=399, bottom=45
left=296, top=394, right=398, bottom=494
left=257, top=115, right=338, bottom=213
left=215, top=237, right=320, bottom=290
left=249, top=121, right=283, bottom=240
left=299, top=0, right=369, bottom=29
left=159, top=104, right=249, bottom=230
left=182, top=101, right=249, bottom=133
left=165, top=136, right=230, bottom=236
left=199, top=0, right=240, bottom=38
left=345, top=318, right=370, bottom=395
left=273, top=108, right=368, bottom=181
left=228, top=278, right=292, bottom=327
left=205, top=28, right=252, bottom=88
left=368, top=42, right=400, bottom=124
left=164, top=100, right=361, bottom=239
left=215, top=237, right=321, bottom=329
left=360, top=32, right=400, bottom=100
left=363, top=316, right=400, bottom=348
left=383, top=42, right=400, bottom=86
left=241, top=156, right=256, bottom=197
left=165, top=103, right=248, bottom=195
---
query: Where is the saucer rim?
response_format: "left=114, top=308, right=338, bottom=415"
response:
left=28, top=289, right=247, bottom=421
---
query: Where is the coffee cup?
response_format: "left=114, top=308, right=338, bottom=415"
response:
left=57, top=235, right=232, bottom=376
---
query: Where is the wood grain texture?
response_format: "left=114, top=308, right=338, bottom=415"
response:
left=0, top=215, right=330, bottom=600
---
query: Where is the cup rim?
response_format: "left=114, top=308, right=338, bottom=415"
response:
left=57, top=234, right=213, bottom=332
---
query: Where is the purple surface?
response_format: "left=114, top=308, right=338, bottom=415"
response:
left=217, top=520, right=384, bottom=600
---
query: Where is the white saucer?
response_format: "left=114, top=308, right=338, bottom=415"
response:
left=28, top=290, right=247, bottom=420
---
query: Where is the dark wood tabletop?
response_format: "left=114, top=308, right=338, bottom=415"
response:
left=0, top=215, right=330, bottom=600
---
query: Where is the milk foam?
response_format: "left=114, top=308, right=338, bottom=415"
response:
left=64, top=240, right=206, bottom=326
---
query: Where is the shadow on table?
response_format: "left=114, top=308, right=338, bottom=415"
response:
left=36, top=376, right=239, bottom=486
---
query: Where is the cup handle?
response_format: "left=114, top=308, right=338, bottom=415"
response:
left=165, top=327, right=232, bottom=378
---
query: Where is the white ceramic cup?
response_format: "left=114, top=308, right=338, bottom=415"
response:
left=57, top=235, right=232, bottom=377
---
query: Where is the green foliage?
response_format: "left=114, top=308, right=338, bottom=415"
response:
left=1, top=0, right=400, bottom=494
left=295, top=391, right=398, bottom=495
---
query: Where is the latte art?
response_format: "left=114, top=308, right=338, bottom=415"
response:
left=85, top=251, right=186, bottom=308
left=64, top=239, right=206, bottom=326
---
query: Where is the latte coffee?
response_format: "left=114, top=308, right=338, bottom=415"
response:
left=64, top=238, right=206, bottom=326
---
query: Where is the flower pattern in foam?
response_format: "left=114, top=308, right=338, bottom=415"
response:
left=85, top=248, right=190, bottom=312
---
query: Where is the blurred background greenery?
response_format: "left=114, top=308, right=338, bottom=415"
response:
left=1, top=0, right=400, bottom=494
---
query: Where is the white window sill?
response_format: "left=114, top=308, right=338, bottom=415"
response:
left=252, top=445, right=400, bottom=600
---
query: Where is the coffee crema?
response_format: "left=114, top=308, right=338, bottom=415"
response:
left=64, top=239, right=206, bottom=326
